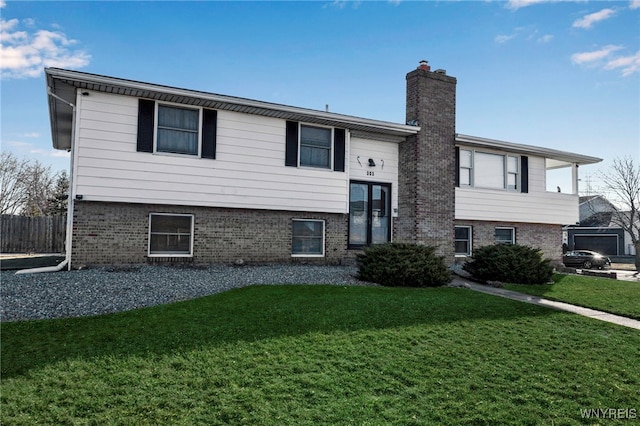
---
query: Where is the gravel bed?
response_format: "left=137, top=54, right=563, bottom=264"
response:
left=1, top=264, right=373, bottom=322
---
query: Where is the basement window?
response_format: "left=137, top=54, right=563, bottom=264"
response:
left=292, top=219, right=325, bottom=257
left=148, top=213, right=194, bottom=257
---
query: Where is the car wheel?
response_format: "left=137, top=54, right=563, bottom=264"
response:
left=583, top=260, right=592, bottom=269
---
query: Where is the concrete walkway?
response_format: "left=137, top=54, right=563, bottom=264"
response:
left=454, top=278, right=640, bottom=330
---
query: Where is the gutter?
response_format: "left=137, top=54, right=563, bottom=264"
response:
left=17, top=88, right=77, bottom=274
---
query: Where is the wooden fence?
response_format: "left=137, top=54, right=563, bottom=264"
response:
left=1, top=215, right=66, bottom=253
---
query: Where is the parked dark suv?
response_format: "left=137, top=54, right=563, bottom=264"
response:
left=562, top=250, right=612, bottom=269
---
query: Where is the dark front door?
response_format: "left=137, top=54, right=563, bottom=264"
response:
left=349, top=181, right=391, bottom=247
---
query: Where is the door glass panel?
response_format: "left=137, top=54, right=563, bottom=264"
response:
left=371, top=185, right=390, bottom=244
left=349, top=183, right=368, bottom=246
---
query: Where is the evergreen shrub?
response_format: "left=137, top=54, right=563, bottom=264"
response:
left=463, top=244, right=553, bottom=284
left=356, top=243, right=451, bottom=287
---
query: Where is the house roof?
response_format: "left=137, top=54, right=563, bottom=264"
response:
left=45, top=68, right=420, bottom=151
left=455, top=134, right=602, bottom=166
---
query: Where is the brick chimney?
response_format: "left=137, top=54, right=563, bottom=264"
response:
left=397, top=61, right=457, bottom=263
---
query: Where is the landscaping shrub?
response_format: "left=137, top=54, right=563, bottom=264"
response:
left=356, top=243, right=451, bottom=287
left=463, top=244, right=553, bottom=284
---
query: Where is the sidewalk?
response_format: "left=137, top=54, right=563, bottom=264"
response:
left=454, top=278, right=640, bottom=330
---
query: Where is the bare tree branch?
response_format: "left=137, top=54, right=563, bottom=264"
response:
left=1, top=152, right=31, bottom=215
left=1, top=152, right=61, bottom=216
left=599, top=156, right=640, bottom=270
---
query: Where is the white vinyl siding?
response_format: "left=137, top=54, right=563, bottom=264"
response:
left=72, top=91, right=351, bottom=213
left=348, top=136, right=399, bottom=217
left=456, top=156, right=579, bottom=225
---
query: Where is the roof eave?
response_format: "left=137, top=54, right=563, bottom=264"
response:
left=45, top=68, right=419, bottom=150
left=456, top=133, right=602, bottom=166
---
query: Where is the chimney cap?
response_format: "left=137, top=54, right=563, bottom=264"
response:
left=418, top=60, right=431, bottom=71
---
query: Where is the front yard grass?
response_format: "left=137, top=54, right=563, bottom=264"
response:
left=505, top=273, right=640, bottom=320
left=2, top=285, right=639, bottom=425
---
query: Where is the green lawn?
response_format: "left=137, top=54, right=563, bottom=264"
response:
left=505, top=273, right=640, bottom=320
left=2, top=285, right=639, bottom=425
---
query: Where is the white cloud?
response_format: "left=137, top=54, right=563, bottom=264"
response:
left=495, top=34, right=515, bottom=44
left=505, top=0, right=585, bottom=10
left=571, top=45, right=622, bottom=64
left=494, top=27, right=552, bottom=45
left=630, top=0, right=640, bottom=10
left=0, top=18, right=90, bottom=79
left=505, top=0, right=551, bottom=10
left=537, top=34, right=554, bottom=43
left=605, top=50, right=640, bottom=76
left=0, top=1, right=6, bottom=8
left=23, top=132, right=40, bottom=138
left=6, top=140, right=31, bottom=148
left=572, top=8, right=616, bottom=29
left=571, top=45, right=638, bottom=76
left=30, top=148, right=70, bottom=158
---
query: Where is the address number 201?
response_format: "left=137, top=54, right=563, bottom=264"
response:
left=367, top=171, right=375, bottom=176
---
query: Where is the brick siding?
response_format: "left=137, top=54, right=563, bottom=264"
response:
left=397, top=66, right=457, bottom=263
left=72, top=201, right=349, bottom=266
left=455, top=220, right=563, bottom=263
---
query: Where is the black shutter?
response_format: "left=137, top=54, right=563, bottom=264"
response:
left=521, top=156, right=529, bottom=193
left=201, top=109, right=217, bottom=159
left=455, top=147, right=460, bottom=187
left=333, top=128, right=346, bottom=172
left=137, top=99, right=155, bottom=153
left=285, top=121, right=298, bottom=167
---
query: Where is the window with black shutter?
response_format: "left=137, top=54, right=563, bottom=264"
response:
left=136, top=99, right=217, bottom=159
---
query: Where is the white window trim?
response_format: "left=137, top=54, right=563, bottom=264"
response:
left=454, top=225, right=472, bottom=257
left=495, top=227, right=516, bottom=245
left=148, top=213, right=195, bottom=257
left=459, top=149, right=473, bottom=188
left=298, top=123, right=334, bottom=170
left=459, top=148, right=520, bottom=191
left=291, top=219, right=325, bottom=257
left=153, top=102, right=203, bottom=158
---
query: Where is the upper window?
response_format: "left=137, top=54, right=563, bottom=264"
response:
left=455, top=226, right=472, bottom=256
left=136, top=99, right=217, bottom=159
left=148, top=213, right=194, bottom=257
left=299, top=125, right=332, bottom=169
left=292, top=219, right=325, bottom=256
left=285, top=121, right=345, bottom=172
left=459, top=149, right=519, bottom=191
left=459, top=149, right=473, bottom=186
left=495, top=227, right=515, bottom=245
left=157, top=105, right=200, bottom=156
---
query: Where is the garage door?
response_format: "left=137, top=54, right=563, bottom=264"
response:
left=574, top=235, right=618, bottom=255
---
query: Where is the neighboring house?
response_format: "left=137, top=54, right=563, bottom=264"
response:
left=45, top=62, right=601, bottom=269
left=564, top=195, right=636, bottom=256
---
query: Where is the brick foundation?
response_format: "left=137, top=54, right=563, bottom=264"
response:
left=455, top=220, right=563, bottom=263
left=71, top=201, right=350, bottom=266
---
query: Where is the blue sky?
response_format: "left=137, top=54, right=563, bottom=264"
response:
left=1, top=0, right=638, bottom=194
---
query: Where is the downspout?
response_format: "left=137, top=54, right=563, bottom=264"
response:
left=16, top=88, right=76, bottom=274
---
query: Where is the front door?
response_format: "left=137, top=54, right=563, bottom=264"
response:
left=349, top=181, right=391, bottom=247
